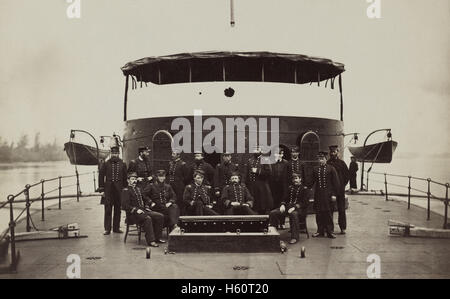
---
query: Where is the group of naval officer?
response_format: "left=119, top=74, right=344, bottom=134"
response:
left=98, top=144, right=351, bottom=247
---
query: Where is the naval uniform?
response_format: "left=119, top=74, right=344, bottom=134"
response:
left=243, top=155, right=273, bottom=214
left=145, top=181, right=180, bottom=229
left=349, top=161, right=358, bottom=189
left=311, top=164, right=340, bottom=236
left=288, top=158, right=306, bottom=183
left=222, top=183, right=257, bottom=215
left=187, top=160, right=215, bottom=186
left=168, top=158, right=190, bottom=215
left=214, top=161, right=240, bottom=214
left=183, top=183, right=219, bottom=216
left=121, top=186, right=164, bottom=245
left=270, top=158, right=289, bottom=222
left=269, top=184, right=309, bottom=240
left=128, top=156, right=152, bottom=189
left=98, top=157, right=127, bottom=232
left=327, top=157, right=349, bottom=231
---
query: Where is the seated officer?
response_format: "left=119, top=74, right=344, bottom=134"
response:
left=269, top=172, right=309, bottom=244
left=145, top=170, right=180, bottom=231
left=121, top=172, right=165, bottom=247
left=222, top=172, right=257, bottom=215
left=183, top=170, right=219, bottom=216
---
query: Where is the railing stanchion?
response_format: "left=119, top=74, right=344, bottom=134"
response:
left=384, top=173, right=388, bottom=201
left=444, top=183, right=448, bottom=229
left=41, top=180, right=45, bottom=221
left=76, top=170, right=80, bottom=202
left=427, top=178, right=431, bottom=221
left=58, top=176, right=62, bottom=210
left=24, top=184, right=31, bottom=232
left=407, top=176, right=411, bottom=210
left=8, top=195, right=17, bottom=272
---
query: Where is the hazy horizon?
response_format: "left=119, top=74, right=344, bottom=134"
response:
left=1, top=1, right=449, bottom=158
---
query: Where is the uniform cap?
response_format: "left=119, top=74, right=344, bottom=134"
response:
left=155, top=169, right=166, bottom=176
left=127, top=172, right=138, bottom=178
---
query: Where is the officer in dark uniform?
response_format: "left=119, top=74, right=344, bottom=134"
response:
left=98, top=146, right=127, bottom=235
left=128, top=146, right=153, bottom=189
left=121, top=172, right=165, bottom=247
left=270, top=147, right=289, bottom=227
left=187, top=151, right=215, bottom=186
left=243, top=146, right=273, bottom=214
left=269, top=172, right=309, bottom=244
left=214, top=152, right=240, bottom=214
left=288, top=146, right=306, bottom=182
left=145, top=170, right=180, bottom=231
left=311, top=151, right=340, bottom=239
left=167, top=149, right=190, bottom=215
left=183, top=170, right=219, bottom=216
left=327, top=145, right=349, bottom=234
left=222, top=172, right=257, bottom=215
left=349, top=156, right=358, bottom=191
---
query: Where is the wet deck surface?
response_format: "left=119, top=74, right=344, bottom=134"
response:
left=2, top=194, right=449, bottom=279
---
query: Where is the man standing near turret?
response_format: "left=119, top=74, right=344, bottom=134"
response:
left=98, top=146, right=127, bottom=235
left=311, top=151, right=340, bottom=239
left=128, top=146, right=153, bottom=189
left=327, top=145, right=349, bottom=235
left=214, top=152, right=240, bottom=214
left=168, top=149, right=189, bottom=215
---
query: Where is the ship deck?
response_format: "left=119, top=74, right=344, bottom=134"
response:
left=2, top=194, right=449, bottom=279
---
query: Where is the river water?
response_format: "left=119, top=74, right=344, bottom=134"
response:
left=0, top=157, right=448, bottom=237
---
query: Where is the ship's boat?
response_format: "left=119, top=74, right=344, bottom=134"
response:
left=64, top=141, right=110, bottom=165
left=348, top=140, right=398, bottom=163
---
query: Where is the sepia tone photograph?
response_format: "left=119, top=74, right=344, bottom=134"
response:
left=0, top=0, right=449, bottom=284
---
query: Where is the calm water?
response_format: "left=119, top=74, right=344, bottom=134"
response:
left=0, top=161, right=98, bottom=236
left=0, top=157, right=448, bottom=236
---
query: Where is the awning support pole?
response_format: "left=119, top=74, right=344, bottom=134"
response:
left=339, top=74, right=343, bottom=121
left=123, top=75, right=129, bottom=121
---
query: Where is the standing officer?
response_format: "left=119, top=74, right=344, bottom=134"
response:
left=311, top=151, right=340, bottom=239
left=187, top=151, right=215, bottom=186
left=327, top=145, right=349, bottom=234
left=270, top=147, right=289, bottom=227
left=183, top=170, right=219, bottom=216
left=168, top=149, right=189, bottom=215
left=121, top=172, right=165, bottom=247
left=98, top=146, right=127, bottom=235
left=214, top=152, right=240, bottom=214
left=349, top=156, right=359, bottom=191
left=288, top=146, right=305, bottom=182
left=128, top=146, right=153, bottom=189
left=145, top=170, right=180, bottom=231
left=243, top=146, right=273, bottom=214
left=222, top=172, right=257, bottom=215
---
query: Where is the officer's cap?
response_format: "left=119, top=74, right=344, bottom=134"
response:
left=155, top=169, right=166, bottom=176
left=328, top=145, right=339, bottom=151
left=127, top=172, right=138, bottom=178
left=110, top=146, right=120, bottom=153
left=138, top=146, right=149, bottom=153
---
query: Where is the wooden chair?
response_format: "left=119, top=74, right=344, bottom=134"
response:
left=124, top=213, right=143, bottom=244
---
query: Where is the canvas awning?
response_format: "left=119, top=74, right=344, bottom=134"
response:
left=121, top=51, right=345, bottom=85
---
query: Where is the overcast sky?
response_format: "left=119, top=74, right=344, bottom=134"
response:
left=0, top=0, right=448, bottom=158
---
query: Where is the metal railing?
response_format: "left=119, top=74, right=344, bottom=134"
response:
left=363, top=170, right=449, bottom=229
left=0, top=169, right=99, bottom=273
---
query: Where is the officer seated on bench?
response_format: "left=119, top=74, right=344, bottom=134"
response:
left=183, top=170, right=219, bottom=216
left=144, top=169, right=180, bottom=231
left=121, top=172, right=165, bottom=247
left=222, top=172, right=257, bottom=215
left=269, top=172, right=308, bottom=244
